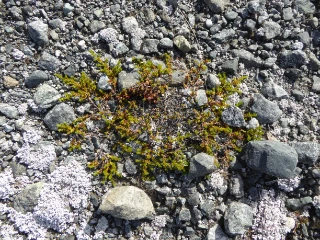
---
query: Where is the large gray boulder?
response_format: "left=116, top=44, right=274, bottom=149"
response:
left=244, top=140, right=298, bottom=179
left=28, top=20, right=49, bottom=46
left=251, top=93, right=282, bottom=124
left=99, top=186, right=155, bottom=220
left=224, top=202, right=253, bottom=237
left=43, top=103, right=76, bottom=131
left=188, top=153, right=216, bottom=180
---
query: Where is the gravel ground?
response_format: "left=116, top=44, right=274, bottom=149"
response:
left=0, top=0, right=320, bottom=239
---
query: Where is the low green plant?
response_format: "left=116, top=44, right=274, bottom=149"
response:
left=55, top=51, right=264, bottom=184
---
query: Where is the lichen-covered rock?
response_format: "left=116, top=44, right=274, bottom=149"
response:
left=99, top=186, right=155, bottom=220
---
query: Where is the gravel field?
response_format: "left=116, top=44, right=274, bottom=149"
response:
left=0, top=0, right=320, bottom=239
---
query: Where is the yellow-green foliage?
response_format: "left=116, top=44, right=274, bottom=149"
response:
left=55, top=50, right=264, bottom=184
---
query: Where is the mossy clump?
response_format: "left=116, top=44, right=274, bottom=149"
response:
left=55, top=50, right=264, bottom=184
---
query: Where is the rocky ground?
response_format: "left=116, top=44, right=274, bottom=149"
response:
left=0, top=0, right=320, bottom=239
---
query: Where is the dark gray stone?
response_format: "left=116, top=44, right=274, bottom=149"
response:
left=244, top=140, right=298, bottom=179
left=261, top=81, right=288, bottom=100
left=293, top=142, right=319, bottom=165
left=111, top=42, right=129, bottom=57
left=188, top=153, right=216, bottom=180
left=34, top=84, right=61, bottom=109
left=178, top=208, right=192, bottom=222
left=229, top=174, right=244, bottom=198
left=63, top=3, right=74, bottom=15
left=10, top=162, right=27, bottom=178
left=224, top=202, right=253, bottom=237
left=117, top=71, right=140, bottom=91
left=206, top=74, right=221, bottom=89
left=159, top=38, right=173, bottom=49
left=286, top=197, right=313, bottom=210
left=308, top=52, right=320, bottom=71
left=25, top=70, right=48, bottom=88
left=99, top=186, right=155, bottom=220
left=187, top=192, right=201, bottom=206
left=28, top=20, right=49, bottom=47
left=278, top=50, right=307, bottom=68
left=251, top=93, right=282, bottom=124
left=292, top=89, right=304, bottom=101
left=49, top=18, right=66, bottom=30
left=38, top=52, right=61, bottom=71
left=221, top=106, right=245, bottom=127
left=0, top=103, right=19, bottom=119
left=124, top=158, right=137, bottom=174
left=13, top=182, right=45, bottom=213
left=206, top=224, right=229, bottom=240
left=43, top=103, right=76, bottom=131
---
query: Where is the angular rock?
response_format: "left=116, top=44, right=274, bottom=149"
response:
left=251, top=93, right=282, bottom=124
left=195, top=89, right=208, bottom=106
left=99, top=186, right=155, bottom=220
left=98, top=28, right=118, bottom=44
left=122, top=16, right=139, bottom=34
left=204, top=0, right=230, bottom=13
left=297, top=32, right=311, bottom=47
left=141, top=39, right=159, bottom=54
left=13, top=182, right=45, bottom=213
left=293, top=142, right=319, bottom=165
left=295, top=0, right=315, bottom=15
left=89, top=20, right=106, bottom=33
left=63, top=3, right=74, bottom=15
left=229, top=173, right=244, bottom=198
left=28, top=20, right=49, bottom=47
left=224, top=202, right=253, bottom=237
left=261, top=81, right=289, bottom=100
left=221, top=58, right=238, bottom=75
left=312, top=76, right=320, bottom=93
left=34, top=84, right=61, bottom=109
left=212, top=29, right=235, bottom=43
left=25, top=70, right=48, bottom=88
left=38, top=52, right=61, bottom=71
left=117, top=71, right=140, bottom=91
left=43, top=103, right=76, bottom=131
left=221, top=106, right=245, bottom=128
left=286, top=197, right=313, bottom=211
left=98, top=75, right=112, bottom=91
left=170, top=70, right=187, bottom=86
left=178, top=208, right=192, bottom=222
left=159, top=38, right=173, bottom=49
left=0, top=103, right=19, bottom=119
left=232, top=49, right=262, bottom=68
left=111, top=42, right=129, bottom=57
left=206, top=74, right=221, bottom=89
left=188, top=153, right=216, bottom=180
left=308, top=52, right=320, bottom=71
left=278, top=50, right=307, bottom=68
left=3, top=76, right=19, bottom=89
left=206, top=224, right=229, bottom=240
left=244, top=140, right=298, bottom=179
left=259, top=20, right=281, bottom=40
left=173, top=35, right=191, bottom=53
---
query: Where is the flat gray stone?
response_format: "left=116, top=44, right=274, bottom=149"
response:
left=204, top=0, right=230, bottom=13
left=28, top=20, right=49, bottom=46
left=141, top=39, right=159, bottom=54
left=159, top=38, right=173, bottom=49
left=0, top=103, right=19, bottom=119
left=221, top=106, right=245, bottom=127
left=244, top=140, right=298, bottom=179
left=308, top=52, right=320, bottom=71
left=38, top=52, right=61, bottom=71
left=232, top=49, right=262, bottom=68
left=43, top=103, right=76, bottom=131
left=224, top=202, right=253, bottom=237
left=212, top=29, right=235, bottom=43
left=188, top=153, right=216, bottom=180
left=251, top=93, right=282, bottom=124
left=25, top=70, right=48, bottom=88
left=286, top=197, right=313, bottom=211
left=117, top=71, right=140, bottom=91
left=34, top=84, right=61, bottom=109
left=261, top=81, right=289, bottom=100
left=221, top=58, right=238, bottom=75
left=13, top=182, right=45, bottom=213
left=99, top=186, right=155, bottom=220
left=293, top=142, right=319, bottom=165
